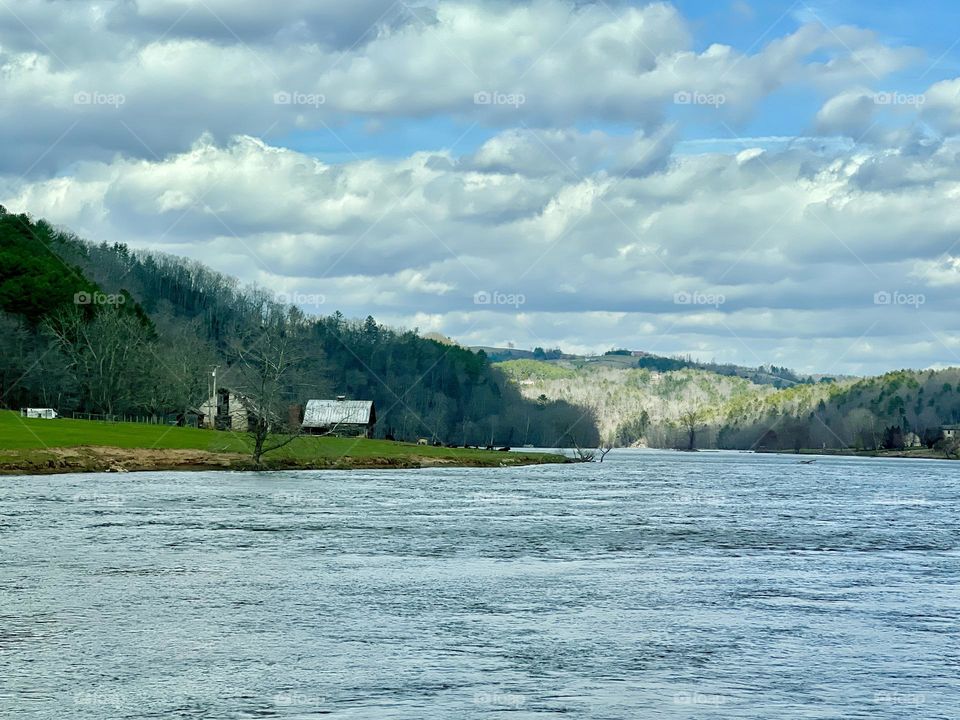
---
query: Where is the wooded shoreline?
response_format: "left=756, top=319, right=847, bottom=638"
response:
left=754, top=447, right=957, bottom=461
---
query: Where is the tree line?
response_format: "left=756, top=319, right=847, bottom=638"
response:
left=0, top=207, right=599, bottom=448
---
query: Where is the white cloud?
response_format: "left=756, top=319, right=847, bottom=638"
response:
left=0, top=0, right=921, bottom=174
left=5, top=130, right=960, bottom=372
left=912, top=256, right=960, bottom=287
left=3, top=0, right=960, bottom=373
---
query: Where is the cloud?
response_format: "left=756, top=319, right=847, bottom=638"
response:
left=2, top=0, right=957, bottom=373
left=920, top=77, right=960, bottom=135
left=912, top=256, right=960, bottom=287
left=5, top=129, right=960, bottom=373
left=462, top=127, right=676, bottom=178
left=0, top=0, right=921, bottom=175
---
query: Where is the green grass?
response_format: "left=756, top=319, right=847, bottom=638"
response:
left=0, top=410, right=566, bottom=467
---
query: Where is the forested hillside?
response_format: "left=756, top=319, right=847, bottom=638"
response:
left=0, top=207, right=597, bottom=447
left=498, top=359, right=773, bottom=445
left=712, top=369, right=960, bottom=451
left=499, top=358, right=960, bottom=453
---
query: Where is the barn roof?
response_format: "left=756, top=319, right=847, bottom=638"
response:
left=302, top=399, right=374, bottom=427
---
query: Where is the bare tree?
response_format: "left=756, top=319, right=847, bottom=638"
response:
left=148, top=316, right=220, bottom=423
left=572, top=442, right=596, bottom=462
left=229, top=322, right=308, bottom=465
left=939, top=435, right=960, bottom=459
left=598, top=440, right=614, bottom=462
left=45, top=306, right=151, bottom=415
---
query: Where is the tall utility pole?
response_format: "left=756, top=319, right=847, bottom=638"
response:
left=211, top=365, right=219, bottom=421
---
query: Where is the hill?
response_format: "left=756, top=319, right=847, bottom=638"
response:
left=0, top=207, right=598, bottom=449
left=497, top=359, right=774, bottom=445
left=480, top=345, right=816, bottom=387
left=496, top=357, right=960, bottom=455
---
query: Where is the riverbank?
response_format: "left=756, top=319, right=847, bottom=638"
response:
left=755, top=447, right=957, bottom=460
left=0, top=412, right=569, bottom=475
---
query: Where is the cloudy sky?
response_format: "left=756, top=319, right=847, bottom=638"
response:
left=3, top=0, right=960, bottom=374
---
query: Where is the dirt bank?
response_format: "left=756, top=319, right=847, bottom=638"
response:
left=0, top=446, right=567, bottom=475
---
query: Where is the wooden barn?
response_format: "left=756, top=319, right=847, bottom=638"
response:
left=198, top=388, right=253, bottom=432
left=302, top=397, right=376, bottom=438
left=941, top=424, right=960, bottom=441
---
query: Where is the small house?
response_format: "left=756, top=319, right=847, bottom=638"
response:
left=198, top=388, right=254, bottom=432
left=20, top=408, right=58, bottom=419
left=302, top=397, right=376, bottom=438
left=941, top=424, right=960, bottom=440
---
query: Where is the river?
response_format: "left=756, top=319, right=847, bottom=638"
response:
left=2, top=450, right=957, bottom=718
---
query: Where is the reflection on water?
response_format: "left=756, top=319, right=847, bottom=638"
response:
left=2, top=450, right=958, bottom=718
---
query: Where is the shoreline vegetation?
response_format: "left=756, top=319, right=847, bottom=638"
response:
left=753, top=447, right=957, bottom=461
left=0, top=412, right=569, bottom=476
left=497, top=357, right=960, bottom=458
left=649, top=445, right=956, bottom=460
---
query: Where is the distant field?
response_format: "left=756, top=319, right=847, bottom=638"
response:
left=0, top=411, right=567, bottom=471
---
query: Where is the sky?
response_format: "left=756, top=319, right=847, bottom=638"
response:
left=3, top=0, right=960, bottom=375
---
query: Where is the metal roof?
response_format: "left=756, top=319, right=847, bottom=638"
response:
left=302, top=399, right=374, bottom=427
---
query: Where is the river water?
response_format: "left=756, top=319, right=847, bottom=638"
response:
left=1, top=450, right=958, bottom=718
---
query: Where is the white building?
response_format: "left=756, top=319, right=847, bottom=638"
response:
left=198, top=388, right=253, bottom=432
left=20, top=408, right=58, bottom=419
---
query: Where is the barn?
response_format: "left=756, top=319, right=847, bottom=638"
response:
left=198, top=388, right=254, bottom=432
left=302, top=397, right=376, bottom=438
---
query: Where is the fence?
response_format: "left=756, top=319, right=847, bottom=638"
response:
left=70, top=412, right=204, bottom=428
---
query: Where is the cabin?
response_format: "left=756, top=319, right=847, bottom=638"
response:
left=301, top=397, right=376, bottom=438
left=20, top=408, right=58, bottom=419
left=941, top=424, right=960, bottom=440
left=198, top=388, right=254, bottom=432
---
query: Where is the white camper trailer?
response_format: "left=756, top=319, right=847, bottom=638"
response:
left=20, top=408, right=59, bottom=419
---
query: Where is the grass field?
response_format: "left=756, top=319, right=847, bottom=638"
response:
left=0, top=411, right=568, bottom=473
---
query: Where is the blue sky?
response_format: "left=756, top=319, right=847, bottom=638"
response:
left=4, top=0, right=960, bottom=373
left=271, top=0, right=960, bottom=162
